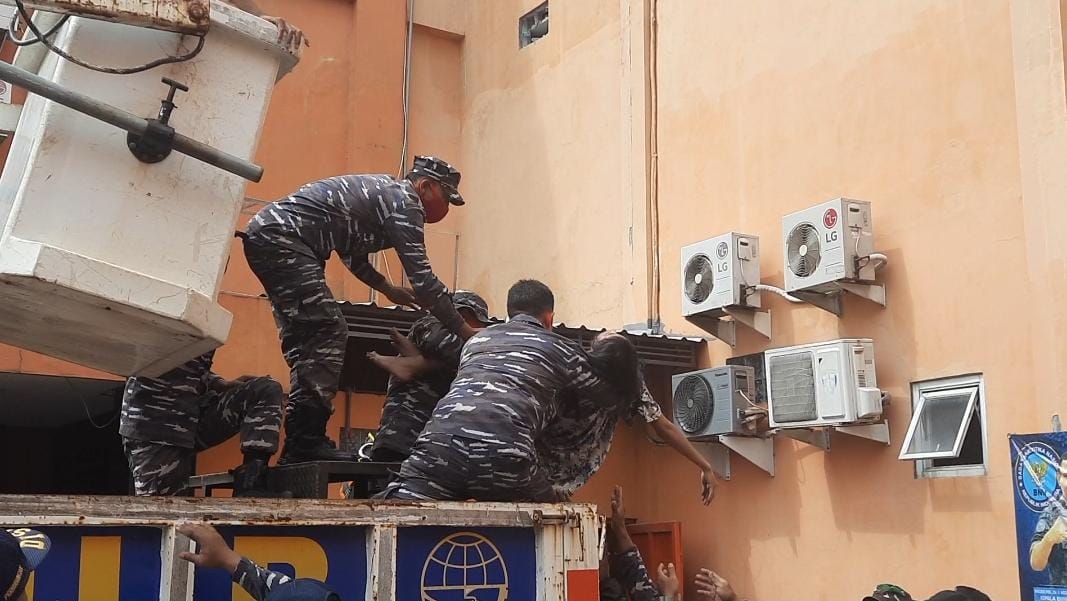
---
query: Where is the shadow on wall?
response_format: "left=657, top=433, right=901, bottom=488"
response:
left=822, top=245, right=930, bottom=536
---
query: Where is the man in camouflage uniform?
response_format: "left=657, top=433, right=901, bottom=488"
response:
left=241, top=156, right=475, bottom=464
left=601, top=486, right=665, bottom=601
left=120, top=351, right=285, bottom=496
left=179, top=523, right=342, bottom=601
left=366, top=290, right=492, bottom=463
left=377, top=279, right=634, bottom=502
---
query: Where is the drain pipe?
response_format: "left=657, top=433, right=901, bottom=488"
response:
left=647, top=0, right=662, bottom=332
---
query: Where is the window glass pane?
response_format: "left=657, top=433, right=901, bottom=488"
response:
left=903, top=388, right=977, bottom=457
left=931, top=407, right=984, bottom=468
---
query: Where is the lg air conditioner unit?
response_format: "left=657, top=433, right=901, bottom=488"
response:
left=681, top=232, right=761, bottom=319
left=672, top=365, right=757, bottom=439
left=765, top=339, right=883, bottom=429
left=782, top=198, right=877, bottom=294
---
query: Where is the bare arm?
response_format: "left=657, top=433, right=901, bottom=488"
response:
left=648, top=415, right=717, bottom=504
left=223, top=0, right=310, bottom=51
left=1031, top=516, right=1067, bottom=571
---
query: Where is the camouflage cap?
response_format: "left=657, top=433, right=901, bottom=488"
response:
left=453, top=290, right=490, bottom=324
left=863, top=584, right=914, bottom=601
left=411, top=155, right=464, bottom=206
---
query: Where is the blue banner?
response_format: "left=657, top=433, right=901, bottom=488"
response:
left=1011, top=432, right=1067, bottom=601
left=193, top=525, right=368, bottom=601
left=26, top=526, right=164, bottom=601
left=396, top=526, right=537, bottom=601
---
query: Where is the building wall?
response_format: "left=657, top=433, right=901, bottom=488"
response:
left=0, top=0, right=465, bottom=494
left=5, top=1, right=1067, bottom=599
left=453, top=1, right=1067, bottom=599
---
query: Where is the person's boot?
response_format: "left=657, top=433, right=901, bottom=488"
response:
left=280, top=408, right=356, bottom=464
left=232, top=459, right=293, bottom=498
left=279, top=436, right=357, bottom=464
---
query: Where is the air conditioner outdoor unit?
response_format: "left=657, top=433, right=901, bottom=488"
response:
left=765, top=338, right=883, bottom=429
left=782, top=198, right=876, bottom=294
left=681, top=232, right=760, bottom=318
left=672, top=365, right=757, bottom=439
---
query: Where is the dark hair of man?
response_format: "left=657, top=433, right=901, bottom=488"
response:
left=587, top=334, right=645, bottom=406
left=506, top=279, right=554, bottom=318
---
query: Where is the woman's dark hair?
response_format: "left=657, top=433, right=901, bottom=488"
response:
left=587, top=334, right=644, bottom=405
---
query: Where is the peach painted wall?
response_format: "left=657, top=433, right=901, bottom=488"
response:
left=451, top=1, right=1067, bottom=599
left=8, top=1, right=1067, bottom=599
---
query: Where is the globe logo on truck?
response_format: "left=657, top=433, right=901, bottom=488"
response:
left=421, top=532, right=509, bottom=600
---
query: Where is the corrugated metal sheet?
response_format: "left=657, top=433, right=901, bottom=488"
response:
left=337, top=301, right=703, bottom=393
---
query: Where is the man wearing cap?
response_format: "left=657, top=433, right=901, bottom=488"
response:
left=243, top=156, right=475, bottom=464
left=178, top=523, right=341, bottom=601
left=365, top=290, right=492, bottom=463
left=0, top=528, right=50, bottom=601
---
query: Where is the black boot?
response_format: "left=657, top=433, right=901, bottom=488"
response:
left=232, top=459, right=293, bottom=498
left=280, top=408, right=356, bottom=464
left=279, top=436, right=356, bottom=464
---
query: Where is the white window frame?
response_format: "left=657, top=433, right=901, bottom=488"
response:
left=905, top=374, right=988, bottom=479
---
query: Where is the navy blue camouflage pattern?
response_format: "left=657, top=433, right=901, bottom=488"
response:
left=377, top=314, right=621, bottom=502
left=610, top=548, right=660, bottom=601
left=233, top=557, right=291, bottom=601
left=120, top=353, right=284, bottom=496
left=242, top=173, right=465, bottom=450
left=369, top=314, right=466, bottom=460
left=540, top=385, right=662, bottom=499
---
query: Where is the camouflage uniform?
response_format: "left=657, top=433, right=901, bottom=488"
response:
left=540, top=385, right=662, bottom=499
left=241, top=165, right=466, bottom=455
left=602, top=548, right=659, bottom=601
left=233, top=557, right=291, bottom=601
left=234, top=558, right=341, bottom=601
left=377, top=314, right=622, bottom=502
left=1033, top=498, right=1067, bottom=585
left=119, top=352, right=284, bottom=496
left=369, top=291, right=490, bottom=462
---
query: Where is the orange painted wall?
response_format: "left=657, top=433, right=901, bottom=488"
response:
left=7, top=2, right=1067, bottom=599
left=450, top=1, right=1067, bottom=600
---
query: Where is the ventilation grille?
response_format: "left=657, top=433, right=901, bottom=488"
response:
left=673, top=375, right=714, bottom=434
left=768, top=352, right=818, bottom=422
left=684, top=254, right=715, bottom=304
left=786, top=223, right=822, bottom=277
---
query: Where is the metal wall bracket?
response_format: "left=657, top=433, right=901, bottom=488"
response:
left=791, top=290, right=844, bottom=316
left=723, top=306, right=772, bottom=339
left=789, top=282, right=886, bottom=317
left=780, top=427, right=831, bottom=450
left=838, top=281, right=887, bottom=308
left=834, top=422, right=891, bottom=445
left=719, top=434, right=775, bottom=476
left=696, top=442, right=732, bottom=481
left=685, top=305, right=771, bottom=347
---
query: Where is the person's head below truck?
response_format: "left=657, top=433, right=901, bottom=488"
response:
left=178, top=523, right=343, bottom=601
left=0, top=528, right=50, bottom=601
